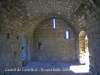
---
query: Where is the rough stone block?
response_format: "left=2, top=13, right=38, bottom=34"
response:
left=92, top=16, right=96, bottom=22
left=89, top=0, right=94, bottom=4
left=81, top=15, right=85, bottom=20
left=0, top=7, right=7, bottom=14
left=86, top=10, right=91, bottom=15
left=3, top=19, right=9, bottom=24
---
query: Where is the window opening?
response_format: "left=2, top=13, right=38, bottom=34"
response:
left=65, top=31, right=70, bottom=39
left=53, top=19, right=56, bottom=29
left=7, top=33, right=10, bottom=39
left=38, top=42, right=42, bottom=50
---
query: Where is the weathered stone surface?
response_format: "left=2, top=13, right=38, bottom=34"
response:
left=33, top=18, right=77, bottom=62
left=0, top=0, right=100, bottom=74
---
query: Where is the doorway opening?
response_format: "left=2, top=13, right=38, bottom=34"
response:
left=22, top=37, right=27, bottom=66
left=22, top=37, right=31, bottom=66
left=79, top=30, right=89, bottom=65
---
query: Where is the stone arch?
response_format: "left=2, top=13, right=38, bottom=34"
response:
left=34, top=16, right=79, bottom=39
left=32, top=17, right=78, bottom=62
left=79, top=30, right=89, bottom=65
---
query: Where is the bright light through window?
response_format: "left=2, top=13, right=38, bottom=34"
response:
left=85, top=36, right=88, bottom=39
left=66, top=31, right=70, bottom=39
left=53, top=19, right=56, bottom=29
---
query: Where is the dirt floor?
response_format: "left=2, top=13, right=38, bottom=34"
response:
left=9, top=62, right=91, bottom=75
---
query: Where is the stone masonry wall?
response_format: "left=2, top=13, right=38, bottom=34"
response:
left=68, top=0, right=100, bottom=75
left=33, top=18, right=78, bottom=62
left=0, top=33, right=22, bottom=74
left=0, top=0, right=100, bottom=75
left=0, top=0, right=28, bottom=74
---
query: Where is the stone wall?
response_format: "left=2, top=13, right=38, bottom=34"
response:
left=33, top=18, right=78, bottom=62
left=0, top=0, right=100, bottom=75
left=69, top=0, right=100, bottom=74
left=0, top=0, right=28, bottom=74
left=0, top=33, right=22, bottom=74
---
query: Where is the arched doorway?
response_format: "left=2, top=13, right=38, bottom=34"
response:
left=79, top=30, right=89, bottom=65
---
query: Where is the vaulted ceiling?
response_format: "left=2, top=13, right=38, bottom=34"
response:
left=21, top=0, right=86, bottom=35
left=21, top=0, right=86, bottom=26
left=0, top=0, right=97, bottom=36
